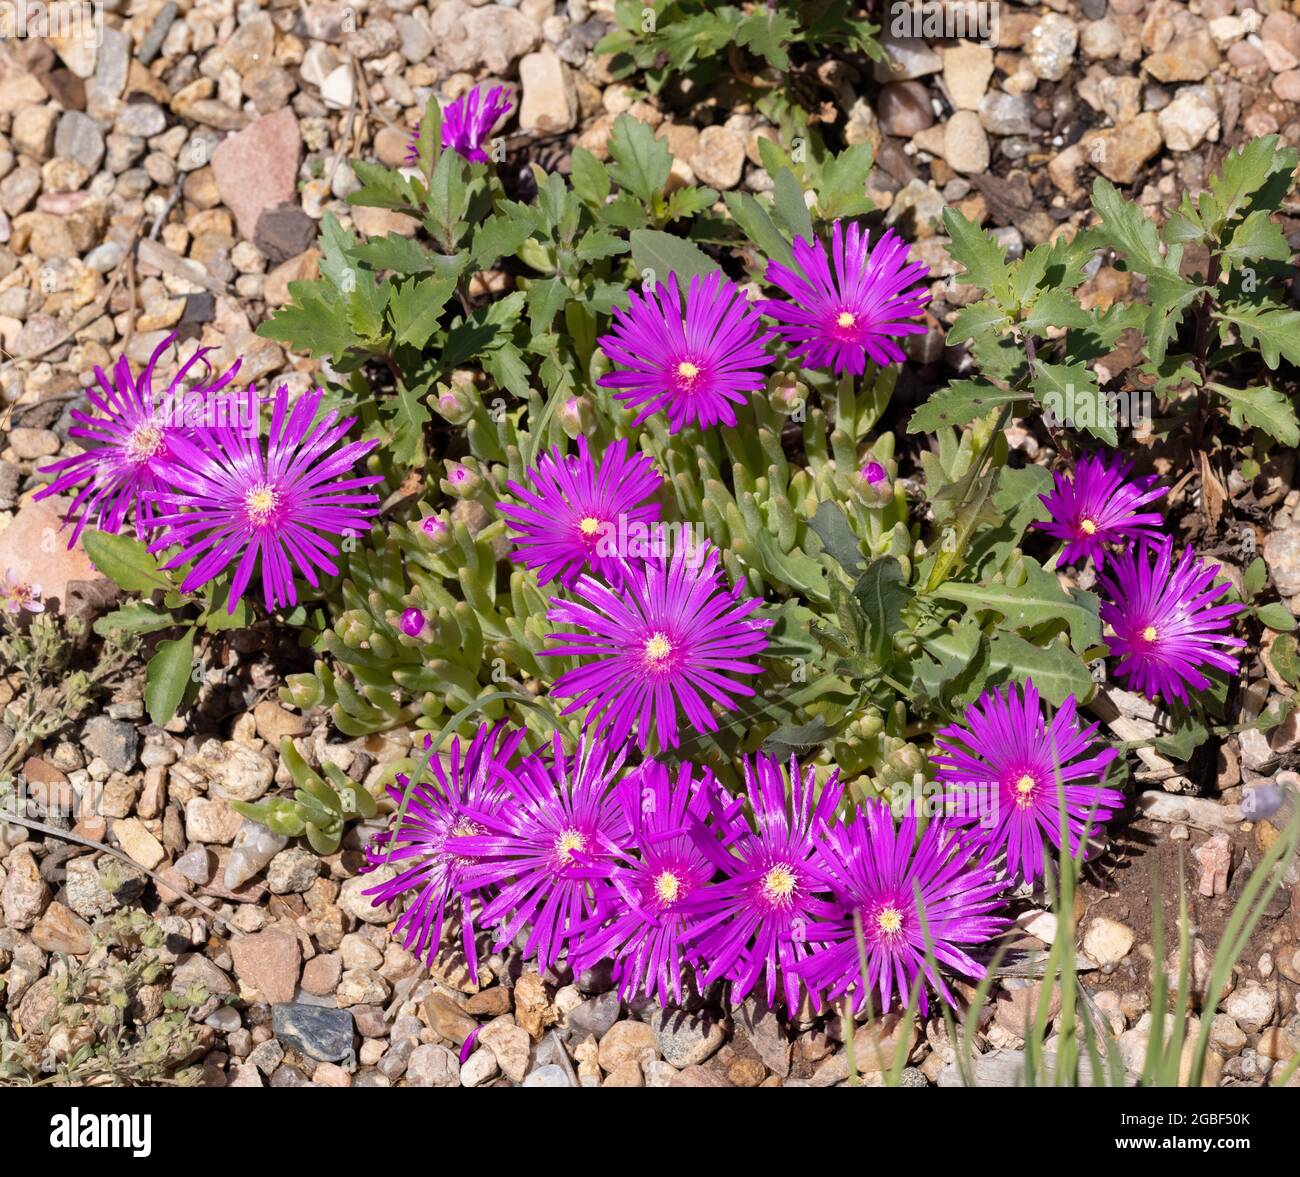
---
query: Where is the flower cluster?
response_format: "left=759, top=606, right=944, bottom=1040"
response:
left=35, top=335, right=382, bottom=614
left=365, top=726, right=1014, bottom=1014
left=1035, top=454, right=1244, bottom=704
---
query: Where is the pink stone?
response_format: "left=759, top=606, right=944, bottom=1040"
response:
left=211, top=107, right=302, bottom=240
left=0, top=496, right=104, bottom=612
left=1193, top=832, right=1232, bottom=897
left=229, top=929, right=302, bottom=1004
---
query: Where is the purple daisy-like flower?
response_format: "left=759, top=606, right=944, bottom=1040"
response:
left=1033, top=452, right=1167, bottom=569
left=543, top=548, right=771, bottom=752
left=146, top=383, right=383, bottom=613
left=456, top=733, right=631, bottom=972
left=406, top=83, right=515, bottom=165
left=597, top=271, right=774, bottom=433
left=568, top=759, right=745, bottom=1005
left=1, top=567, right=43, bottom=614
left=685, top=754, right=844, bottom=1013
left=361, top=723, right=524, bottom=978
left=1098, top=539, right=1246, bottom=705
left=35, top=334, right=241, bottom=545
left=932, top=680, right=1123, bottom=884
left=797, top=799, right=1011, bottom=1015
left=497, top=435, right=663, bottom=589
left=756, top=222, right=929, bottom=374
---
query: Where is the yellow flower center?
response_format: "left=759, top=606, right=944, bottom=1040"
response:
left=836, top=311, right=856, bottom=329
left=761, top=864, right=798, bottom=904
left=125, top=423, right=165, bottom=463
left=677, top=360, right=699, bottom=381
left=244, top=482, right=280, bottom=527
left=1142, top=625, right=1158, bottom=643
left=1014, top=773, right=1037, bottom=809
left=644, top=632, right=673, bottom=663
left=1080, top=518, right=1097, bottom=535
left=578, top=515, right=602, bottom=536
left=877, top=905, right=903, bottom=935
left=654, top=870, right=681, bottom=903
left=554, top=827, right=587, bottom=865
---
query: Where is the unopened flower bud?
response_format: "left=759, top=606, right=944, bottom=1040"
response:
left=434, top=381, right=476, bottom=425
left=417, top=510, right=453, bottom=551
left=857, top=459, right=894, bottom=506
left=559, top=395, right=595, bottom=438
left=399, top=607, right=427, bottom=638
left=767, top=373, right=807, bottom=415
left=442, top=460, right=481, bottom=497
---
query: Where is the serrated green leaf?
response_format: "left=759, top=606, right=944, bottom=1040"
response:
left=931, top=557, right=1100, bottom=652
left=628, top=228, right=720, bottom=287
left=1218, top=302, right=1300, bottom=370
left=145, top=628, right=195, bottom=726
left=1020, top=287, right=1095, bottom=334
left=471, top=215, right=534, bottom=270
left=987, top=632, right=1094, bottom=707
left=772, top=167, right=814, bottom=243
left=569, top=146, right=611, bottom=207
left=350, top=232, right=439, bottom=274
left=390, top=265, right=463, bottom=348
left=1143, top=271, right=1203, bottom=367
left=736, top=8, right=799, bottom=69
left=1201, top=134, right=1297, bottom=231
left=1220, top=209, right=1292, bottom=272
left=1210, top=382, right=1300, bottom=446
left=908, top=380, right=1023, bottom=434
left=816, top=142, right=875, bottom=221
left=947, top=302, right=1012, bottom=347
left=664, top=185, right=717, bottom=222
left=1091, top=176, right=1178, bottom=276
left=1033, top=359, right=1117, bottom=446
left=942, top=207, right=1014, bottom=304
left=607, top=114, right=672, bottom=204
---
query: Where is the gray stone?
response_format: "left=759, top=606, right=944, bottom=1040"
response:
left=267, top=846, right=320, bottom=893
left=82, top=716, right=139, bottom=772
left=1028, top=14, right=1079, bottom=81
left=406, top=1043, right=460, bottom=1086
left=523, top=1063, right=572, bottom=1087
left=272, top=1002, right=355, bottom=1061
left=95, top=25, right=131, bottom=98
left=653, top=1009, right=726, bottom=1068
left=566, top=991, right=621, bottom=1040
left=55, top=111, right=105, bottom=172
left=979, top=91, right=1035, bottom=136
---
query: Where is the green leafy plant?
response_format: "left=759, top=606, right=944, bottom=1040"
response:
left=229, top=736, right=384, bottom=854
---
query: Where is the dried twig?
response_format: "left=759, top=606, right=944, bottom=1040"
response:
left=0, top=810, right=243, bottom=937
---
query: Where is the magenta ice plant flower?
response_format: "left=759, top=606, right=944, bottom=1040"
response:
left=932, top=680, right=1123, bottom=884
left=685, top=754, right=844, bottom=1013
left=497, top=435, right=663, bottom=588
left=797, top=799, right=1011, bottom=1015
left=1033, top=453, right=1167, bottom=569
left=1098, top=539, right=1246, bottom=705
left=1, top=568, right=43, bottom=614
left=756, top=222, right=929, bottom=374
left=362, top=724, right=524, bottom=978
left=456, top=733, right=632, bottom=972
left=544, top=548, right=770, bottom=752
left=146, top=383, right=382, bottom=613
left=406, top=83, right=514, bottom=164
left=568, top=758, right=745, bottom=1005
left=36, top=334, right=241, bottom=545
left=597, top=271, right=774, bottom=433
